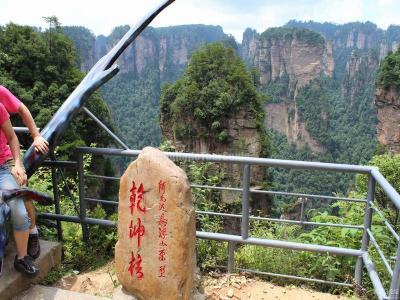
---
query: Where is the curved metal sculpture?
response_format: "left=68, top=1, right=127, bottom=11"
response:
left=23, top=0, right=175, bottom=177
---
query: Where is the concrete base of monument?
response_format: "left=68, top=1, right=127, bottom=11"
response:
left=0, top=239, right=62, bottom=300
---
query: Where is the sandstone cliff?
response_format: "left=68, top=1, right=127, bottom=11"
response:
left=161, top=103, right=268, bottom=208
left=343, top=50, right=379, bottom=106
left=265, top=102, right=327, bottom=153
left=241, top=28, right=333, bottom=153
left=67, top=25, right=227, bottom=79
left=242, top=22, right=400, bottom=155
left=242, top=28, right=334, bottom=93
left=285, top=21, right=400, bottom=61
left=375, top=87, right=400, bottom=153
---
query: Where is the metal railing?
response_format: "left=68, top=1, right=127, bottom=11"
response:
left=18, top=108, right=400, bottom=299
left=34, top=146, right=400, bottom=300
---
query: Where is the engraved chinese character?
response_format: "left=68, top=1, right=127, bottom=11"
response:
left=130, top=181, right=146, bottom=215
left=158, top=225, right=167, bottom=240
left=159, top=265, right=166, bottom=278
left=158, top=249, right=166, bottom=261
left=159, top=180, right=166, bottom=195
left=159, top=201, right=166, bottom=211
left=158, top=213, right=168, bottom=227
left=129, top=218, right=145, bottom=248
left=128, top=251, right=143, bottom=279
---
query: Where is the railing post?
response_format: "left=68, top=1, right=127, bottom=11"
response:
left=227, top=241, right=235, bottom=273
left=389, top=242, right=400, bottom=299
left=355, top=175, right=375, bottom=292
left=78, top=153, right=89, bottom=243
left=300, top=197, right=305, bottom=228
left=241, top=164, right=250, bottom=240
left=51, top=165, right=63, bottom=241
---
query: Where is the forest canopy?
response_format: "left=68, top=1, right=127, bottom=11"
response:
left=376, top=48, right=400, bottom=89
left=0, top=21, right=112, bottom=155
left=160, top=43, right=266, bottom=143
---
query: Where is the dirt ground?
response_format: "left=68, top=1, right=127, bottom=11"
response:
left=202, top=272, right=355, bottom=300
left=52, top=262, right=356, bottom=300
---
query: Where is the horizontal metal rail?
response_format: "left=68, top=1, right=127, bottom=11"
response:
left=76, top=147, right=373, bottom=173
left=36, top=212, right=363, bottom=257
left=191, top=184, right=367, bottom=203
left=14, top=126, right=40, bottom=133
left=197, top=231, right=363, bottom=256
left=236, top=267, right=353, bottom=287
left=196, top=210, right=363, bottom=229
left=37, top=213, right=115, bottom=226
left=41, top=160, right=78, bottom=168
left=85, top=197, right=118, bottom=205
left=83, top=177, right=367, bottom=204
left=85, top=174, right=120, bottom=181
left=367, top=229, right=393, bottom=276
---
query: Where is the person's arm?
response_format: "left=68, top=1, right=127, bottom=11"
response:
left=18, top=103, right=49, bottom=154
left=2, top=119, right=27, bottom=185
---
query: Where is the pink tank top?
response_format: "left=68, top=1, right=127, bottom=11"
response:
left=0, top=86, right=22, bottom=165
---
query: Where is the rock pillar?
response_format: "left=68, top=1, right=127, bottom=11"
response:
left=115, top=147, right=196, bottom=300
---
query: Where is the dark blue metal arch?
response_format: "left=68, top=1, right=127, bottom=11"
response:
left=23, top=0, right=175, bottom=177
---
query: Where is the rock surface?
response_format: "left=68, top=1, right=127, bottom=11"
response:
left=265, top=102, right=327, bottom=154
left=115, top=147, right=196, bottom=300
left=241, top=28, right=333, bottom=153
left=241, top=28, right=334, bottom=93
left=375, top=86, right=400, bottom=153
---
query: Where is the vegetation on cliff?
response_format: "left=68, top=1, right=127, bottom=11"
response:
left=259, top=22, right=381, bottom=201
left=63, top=24, right=229, bottom=150
left=261, top=27, right=325, bottom=45
left=376, top=49, right=400, bottom=89
left=160, top=43, right=266, bottom=146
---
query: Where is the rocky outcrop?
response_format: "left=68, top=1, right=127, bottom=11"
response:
left=344, top=50, right=379, bottom=102
left=66, top=25, right=227, bottom=78
left=242, top=28, right=334, bottom=95
left=375, top=87, right=400, bottom=153
left=285, top=21, right=400, bottom=60
left=161, top=104, right=270, bottom=215
left=161, top=107, right=265, bottom=184
left=241, top=28, right=333, bottom=152
left=116, top=147, right=196, bottom=300
left=265, top=103, right=327, bottom=153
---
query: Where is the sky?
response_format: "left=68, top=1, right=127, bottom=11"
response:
left=1, top=0, right=399, bottom=42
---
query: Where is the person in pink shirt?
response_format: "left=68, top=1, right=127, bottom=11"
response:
left=0, top=85, right=49, bottom=277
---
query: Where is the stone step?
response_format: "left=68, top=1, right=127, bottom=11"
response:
left=0, top=239, right=62, bottom=300
left=15, top=285, right=110, bottom=300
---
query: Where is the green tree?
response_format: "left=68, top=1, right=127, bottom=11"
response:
left=0, top=22, right=116, bottom=202
left=376, top=49, right=400, bottom=89
left=356, top=154, right=400, bottom=210
left=160, top=43, right=266, bottom=144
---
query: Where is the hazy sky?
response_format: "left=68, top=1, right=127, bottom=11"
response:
left=1, top=0, right=399, bottom=42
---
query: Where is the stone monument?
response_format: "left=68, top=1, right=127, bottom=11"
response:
left=115, top=147, right=196, bottom=300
